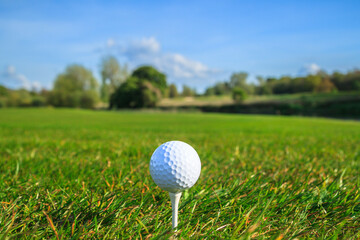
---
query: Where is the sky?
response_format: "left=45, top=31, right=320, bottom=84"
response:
left=0, top=0, right=359, bottom=92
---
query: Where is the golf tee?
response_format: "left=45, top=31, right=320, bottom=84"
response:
left=169, top=192, right=182, bottom=229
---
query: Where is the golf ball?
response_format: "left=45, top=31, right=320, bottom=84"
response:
left=150, top=141, right=201, bottom=193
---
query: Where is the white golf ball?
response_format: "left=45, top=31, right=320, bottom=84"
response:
left=150, top=141, right=201, bottom=193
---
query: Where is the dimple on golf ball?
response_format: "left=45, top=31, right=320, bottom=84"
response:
left=149, top=141, right=201, bottom=193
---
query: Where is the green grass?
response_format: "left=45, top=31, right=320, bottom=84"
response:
left=1, top=109, right=359, bottom=239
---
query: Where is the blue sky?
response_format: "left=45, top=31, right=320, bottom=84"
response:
left=0, top=0, right=359, bottom=92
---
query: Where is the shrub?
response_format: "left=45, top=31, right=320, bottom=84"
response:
left=232, top=88, right=247, bottom=102
left=31, top=96, right=46, bottom=107
left=80, top=91, right=99, bottom=109
left=111, top=77, right=161, bottom=108
left=0, top=98, right=6, bottom=108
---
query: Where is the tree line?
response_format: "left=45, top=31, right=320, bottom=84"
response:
left=0, top=55, right=359, bottom=108
left=0, top=55, right=203, bottom=108
left=205, top=70, right=360, bottom=101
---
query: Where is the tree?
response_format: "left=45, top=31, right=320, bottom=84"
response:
left=168, top=84, right=178, bottom=98
left=182, top=85, right=196, bottom=97
left=204, top=81, right=231, bottom=96
left=0, top=85, right=8, bottom=97
left=17, top=89, right=33, bottom=106
left=230, top=72, right=248, bottom=88
left=100, top=56, right=128, bottom=101
left=204, top=87, right=215, bottom=96
left=232, top=88, right=247, bottom=102
left=132, top=66, right=167, bottom=93
left=49, top=64, right=99, bottom=108
left=315, top=78, right=337, bottom=93
left=110, top=66, right=166, bottom=108
left=341, top=70, right=360, bottom=91
left=272, top=76, right=292, bottom=94
left=302, top=75, right=322, bottom=92
left=256, top=76, right=265, bottom=86
left=255, top=76, right=272, bottom=95
left=213, top=82, right=231, bottom=95
left=0, top=85, right=8, bottom=107
left=229, top=72, right=254, bottom=94
left=110, top=77, right=161, bottom=108
left=79, top=91, right=99, bottom=108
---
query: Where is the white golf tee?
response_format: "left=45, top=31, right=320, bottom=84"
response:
left=169, top=192, right=182, bottom=229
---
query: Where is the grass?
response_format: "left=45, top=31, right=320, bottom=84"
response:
left=0, top=108, right=359, bottom=239
left=158, top=91, right=360, bottom=107
left=158, top=95, right=233, bottom=107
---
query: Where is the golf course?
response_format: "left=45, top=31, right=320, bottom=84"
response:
left=1, top=108, right=359, bottom=239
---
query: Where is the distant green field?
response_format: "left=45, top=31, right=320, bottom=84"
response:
left=1, top=109, right=359, bottom=239
left=158, top=91, right=360, bottom=107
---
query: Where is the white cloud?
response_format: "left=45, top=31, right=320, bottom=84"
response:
left=1, top=65, right=41, bottom=90
left=100, top=37, right=221, bottom=89
left=157, top=53, right=216, bottom=79
left=306, top=63, right=321, bottom=74
left=123, top=37, right=160, bottom=60
left=299, top=63, right=321, bottom=75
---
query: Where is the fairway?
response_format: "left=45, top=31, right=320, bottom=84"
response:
left=1, top=109, right=359, bottom=239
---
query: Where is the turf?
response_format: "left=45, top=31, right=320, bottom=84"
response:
left=0, top=108, right=359, bottom=239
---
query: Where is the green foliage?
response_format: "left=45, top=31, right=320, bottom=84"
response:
left=230, top=72, right=254, bottom=94
left=0, top=85, right=8, bottom=96
left=100, top=56, right=128, bottom=101
left=1, top=89, right=49, bottom=108
left=50, top=64, right=99, bottom=108
left=0, top=99, right=5, bottom=108
left=54, top=65, right=98, bottom=92
left=111, top=77, right=161, bottom=108
left=168, top=84, right=178, bottom=98
left=17, top=89, right=35, bottom=106
left=205, top=82, right=231, bottom=96
left=110, top=66, right=166, bottom=108
left=254, top=70, right=360, bottom=95
left=232, top=87, right=247, bottom=102
left=131, top=66, right=167, bottom=93
left=196, top=91, right=360, bottom=118
left=204, top=87, right=215, bottom=96
left=330, top=70, right=360, bottom=91
left=315, top=78, right=337, bottom=93
left=204, top=73, right=253, bottom=97
left=205, top=69, right=358, bottom=98
left=230, top=72, right=248, bottom=87
left=113, top=76, right=139, bottom=108
left=0, top=109, right=360, bottom=239
left=141, top=82, right=161, bottom=107
left=31, top=95, right=46, bottom=107
left=182, top=85, right=196, bottom=97
left=48, top=90, right=80, bottom=108
left=255, top=84, right=273, bottom=95
left=0, top=85, right=50, bottom=108
left=0, top=85, right=10, bottom=107
left=80, top=90, right=100, bottom=109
